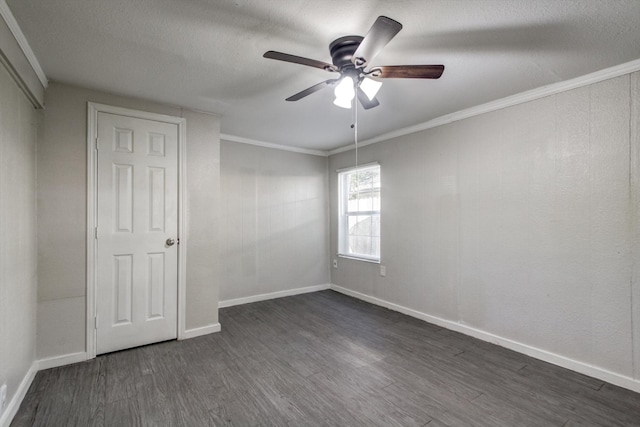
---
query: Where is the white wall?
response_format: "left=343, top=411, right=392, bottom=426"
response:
left=0, top=62, right=38, bottom=420
left=220, top=141, right=330, bottom=302
left=184, top=110, right=221, bottom=330
left=37, top=82, right=221, bottom=360
left=330, top=72, right=640, bottom=386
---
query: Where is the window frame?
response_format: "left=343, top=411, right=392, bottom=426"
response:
left=337, top=162, right=381, bottom=263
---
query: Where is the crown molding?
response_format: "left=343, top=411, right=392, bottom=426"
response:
left=0, top=0, right=47, bottom=88
left=221, top=133, right=329, bottom=157
left=329, top=58, right=640, bottom=156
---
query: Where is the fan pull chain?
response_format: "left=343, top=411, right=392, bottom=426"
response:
left=353, top=86, right=358, bottom=167
left=353, top=79, right=359, bottom=211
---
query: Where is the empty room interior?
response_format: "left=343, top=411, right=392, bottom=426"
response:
left=3, top=0, right=640, bottom=425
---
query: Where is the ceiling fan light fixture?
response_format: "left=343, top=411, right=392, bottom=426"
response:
left=264, top=16, right=444, bottom=109
left=360, top=77, right=382, bottom=100
left=333, top=96, right=352, bottom=109
left=334, top=76, right=355, bottom=106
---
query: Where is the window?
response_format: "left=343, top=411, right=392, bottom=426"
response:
left=338, top=163, right=381, bottom=262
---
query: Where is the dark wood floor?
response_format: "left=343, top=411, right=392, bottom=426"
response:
left=12, top=290, right=640, bottom=426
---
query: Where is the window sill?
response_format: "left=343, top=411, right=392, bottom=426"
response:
left=337, top=254, right=380, bottom=264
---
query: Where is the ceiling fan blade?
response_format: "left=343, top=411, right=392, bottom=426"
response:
left=357, top=88, right=380, bottom=110
left=286, top=79, right=340, bottom=101
left=371, top=65, right=445, bottom=79
left=264, top=51, right=338, bottom=72
left=351, top=16, right=402, bottom=68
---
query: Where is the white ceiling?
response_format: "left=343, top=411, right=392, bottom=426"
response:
left=7, top=0, right=640, bottom=151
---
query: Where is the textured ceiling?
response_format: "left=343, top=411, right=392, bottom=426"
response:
left=7, top=0, right=640, bottom=151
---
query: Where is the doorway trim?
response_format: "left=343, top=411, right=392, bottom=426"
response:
left=86, top=102, right=187, bottom=359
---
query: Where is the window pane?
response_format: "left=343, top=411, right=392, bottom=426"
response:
left=372, top=170, right=381, bottom=187
left=339, top=165, right=380, bottom=260
left=371, top=236, right=380, bottom=256
left=346, top=167, right=380, bottom=214
left=346, top=214, right=380, bottom=258
left=349, top=235, right=371, bottom=257
left=349, top=215, right=372, bottom=237
left=357, top=187, right=374, bottom=212
left=348, top=172, right=359, bottom=197
left=347, top=215, right=359, bottom=232
left=347, top=197, right=362, bottom=213
left=370, top=187, right=380, bottom=212
left=371, top=215, right=380, bottom=238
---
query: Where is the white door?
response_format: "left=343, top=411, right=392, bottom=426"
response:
left=96, top=112, right=179, bottom=354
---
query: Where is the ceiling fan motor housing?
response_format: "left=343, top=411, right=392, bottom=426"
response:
left=329, top=36, right=363, bottom=71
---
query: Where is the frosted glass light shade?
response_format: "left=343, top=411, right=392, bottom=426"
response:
left=360, top=77, right=382, bottom=100
left=334, top=76, right=355, bottom=104
left=333, top=96, right=352, bottom=109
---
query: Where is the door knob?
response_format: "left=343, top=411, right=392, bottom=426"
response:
left=166, top=238, right=176, bottom=246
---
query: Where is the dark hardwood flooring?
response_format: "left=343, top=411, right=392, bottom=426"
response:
left=12, top=290, right=640, bottom=426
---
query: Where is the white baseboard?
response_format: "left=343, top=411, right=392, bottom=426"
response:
left=37, top=352, right=88, bottom=371
left=181, top=323, right=221, bottom=340
left=219, top=284, right=331, bottom=308
left=0, top=362, right=37, bottom=427
left=330, top=284, right=640, bottom=394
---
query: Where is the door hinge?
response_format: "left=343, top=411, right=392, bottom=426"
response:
left=95, top=137, right=99, bottom=150
left=95, top=227, right=98, bottom=239
left=94, top=315, right=99, bottom=329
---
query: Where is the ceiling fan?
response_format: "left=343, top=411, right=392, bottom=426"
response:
left=263, top=16, right=445, bottom=110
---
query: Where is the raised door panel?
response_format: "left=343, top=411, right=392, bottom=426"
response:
left=147, top=252, right=165, bottom=319
left=148, top=167, right=165, bottom=232
left=114, top=164, right=133, bottom=233
left=113, top=254, right=133, bottom=324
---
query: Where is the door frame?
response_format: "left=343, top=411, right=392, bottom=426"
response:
left=86, top=102, right=187, bottom=359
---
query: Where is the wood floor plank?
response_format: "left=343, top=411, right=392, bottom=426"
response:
left=517, top=365, right=640, bottom=426
left=470, top=392, right=558, bottom=427
left=380, top=380, right=500, bottom=427
left=11, top=290, right=640, bottom=426
left=104, top=394, right=142, bottom=427
left=307, top=370, right=428, bottom=427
